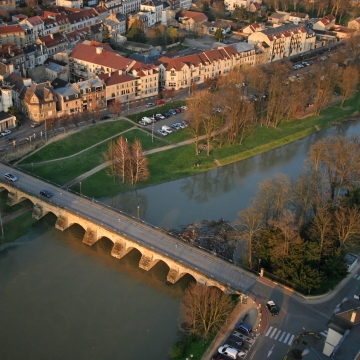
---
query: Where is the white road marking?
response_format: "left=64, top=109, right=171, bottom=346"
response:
left=279, top=332, right=286, bottom=342
left=288, top=335, right=295, bottom=345
left=270, top=328, right=277, bottom=338
left=265, top=326, right=273, bottom=337
left=283, top=333, right=290, bottom=343
left=274, top=330, right=281, bottom=340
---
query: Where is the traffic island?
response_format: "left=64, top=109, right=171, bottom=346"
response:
left=285, top=331, right=324, bottom=360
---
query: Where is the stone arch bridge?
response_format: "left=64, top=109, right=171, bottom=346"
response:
left=0, top=175, right=256, bottom=294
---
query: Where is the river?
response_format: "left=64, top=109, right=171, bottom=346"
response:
left=1, top=120, right=359, bottom=360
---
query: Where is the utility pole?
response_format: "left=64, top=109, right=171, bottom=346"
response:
left=0, top=212, right=4, bottom=239
left=152, top=115, right=154, bottom=142
left=45, top=118, right=47, bottom=142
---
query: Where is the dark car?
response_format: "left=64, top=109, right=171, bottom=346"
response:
left=162, top=113, right=170, bottom=118
left=101, top=115, right=111, bottom=120
left=174, top=108, right=181, bottom=114
left=154, top=115, right=161, bottom=121
left=31, top=122, right=41, bottom=128
left=266, top=300, right=279, bottom=316
left=40, top=190, right=53, bottom=198
left=6, top=136, right=16, bottom=141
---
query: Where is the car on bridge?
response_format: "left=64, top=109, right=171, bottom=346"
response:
left=40, top=190, right=53, bottom=198
left=266, top=300, right=279, bottom=316
left=4, top=173, right=17, bottom=182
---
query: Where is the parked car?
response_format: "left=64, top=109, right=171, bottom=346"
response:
left=174, top=108, right=181, bottom=114
left=4, top=172, right=17, bottom=182
left=162, top=125, right=173, bottom=134
left=0, top=129, right=11, bottom=137
left=235, top=322, right=252, bottom=335
left=172, top=123, right=182, bottom=130
left=156, top=113, right=165, bottom=120
left=141, top=116, right=153, bottom=124
left=153, top=115, right=161, bottom=121
left=40, top=190, right=53, bottom=198
left=156, top=99, right=165, bottom=105
left=215, top=107, right=222, bottom=113
left=30, top=122, right=41, bottom=128
left=101, top=115, right=111, bottom=120
left=6, top=136, right=16, bottom=142
left=218, top=345, right=245, bottom=359
left=146, top=102, right=155, bottom=107
left=209, top=84, right=216, bottom=90
left=266, top=300, right=279, bottom=316
left=181, top=120, right=189, bottom=128
left=157, top=129, right=168, bottom=136
left=162, top=113, right=170, bottom=118
left=168, top=109, right=177, bottom=115
left=180, top=105, right=188, bottom=111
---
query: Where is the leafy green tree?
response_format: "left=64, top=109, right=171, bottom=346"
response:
left=127, top=19, right=146, bottom=43
left=321, top=250, right=348, bottom=282
left=23, top=7, right=36, bottom=17
left=167, top=27, right=179, bottom=43
left=232, top=5, right=247, bottom=20
left=202, top=1, right=210, bottom=11
left=103, top=26, right=110, bottom=43
left=214, top=28, right=223, bottom=41
left=8, top=106, right=20, bottom=121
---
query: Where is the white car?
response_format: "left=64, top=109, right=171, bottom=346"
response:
left=4, top=172, right=17, bottom=182
left=162, top=125, right=173, bottom=134
left=156, top=113, right=165, bottom=120
left=172, top=123, right=181, bottom=130
left=1, top=129, right=11, bottom=137
left=141, top=117, right=153, bottom=124
left=180, top=106, right=188, bottom=111
left=145, top=102, right=155, bottom=107
left=218, top=345, right=245, bottom=359
left=157, top=129, right=168, bottom=136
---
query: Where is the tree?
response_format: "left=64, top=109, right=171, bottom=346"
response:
left=93, top=105, right=102, bottom=124
left=212, top=0, right=226, bottom=19
left=338, top=66, right=359, bottom=107
left=7, top=106, right=20, bottom=121
left=202, top=1, right=210, bottom=11
left=214, top=28, right=223, bottom=42
left=234, top=205, right=263, bottom=269
left=82, top=108, right=91, bottom=126
left=167, top=27, right=179, bottom=43
left=168, top=88, right=175, bottom=102
left=48, top=117, right=58, bottom=137
left=60, top=113, right=70, bottom=133
left=103, top=140, right=117, bottom=183
left=232, top=5, right=247, bottom=20
left=109, top=100, right=122, bottom=117
left=266, top=76, right=287, bottom=128
left=179, top=283, right=233, bottom=338
left=71, top=112, right=80, bottom=130
left=127, top=19, right=146, bottom=43
left=128, top=139, right=149, bottom=186
left=23, top=7, right=36, bottom=17
left=334, top=206, right=360, bottom=248
left=103, top=26, right=111, bottom=43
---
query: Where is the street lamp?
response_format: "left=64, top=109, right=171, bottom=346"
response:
left=258, top=259, right=262, bottom=273
left=0, top=212, right=4, bottom=239
left=31, top=163, right=33, bottom=174
left=137, top=206, right=140, bottom=219
left=79, top=181, right=82, bottom=195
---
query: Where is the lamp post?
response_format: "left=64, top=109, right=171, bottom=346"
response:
left=31, top=163, right=33, bottom=174
left=44, top=118, right=47, bottom=142
left=137, top=206, right=140, bottom=219
left=79, top=181, right=82, bottom=196
left=0, top=212, right=4, bottom=239
left=152, top=116, right=154, bottom=142
left=258, top=258, right=262, bottom=273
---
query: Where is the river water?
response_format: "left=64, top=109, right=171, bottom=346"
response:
left=1, top=120, right=360, bottom=360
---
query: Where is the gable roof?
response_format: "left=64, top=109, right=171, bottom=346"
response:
left=179, top=10, right=208, bottom=23
left=0, top=25, right=25, bottom=35
left=67, top=9, right=98, bottom=24
left=98, top=71, right=136, bottom=86
left=319, top=14, right=336, bottom=25
left=27, top=16, right=44, bottom=26
left=290, top=12, right=307, bottom=18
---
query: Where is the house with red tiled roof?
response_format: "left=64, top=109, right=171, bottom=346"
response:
left=95, top=5, right=109, bottom=21
left=313, top=14, right=336, bottom=31
left=157, top=45, right=256, bottom=91
left=68, top=9, right=99, bottom=32
left=289, top=12, right=309, bottom=24
left=178, top=10, right=208, bottom=33
left=243, top=22, right=265, bottom=35
left=130, top=62, right=158, bottom=98
left=248, top=23, right=316, bottom=62
left=37, top=33, right=69, bottom=56
left=0, top=25, right=26, bottom=48
left=19, top=16, right=44, bottom=41
left=249, top=2, right=261, bottom=14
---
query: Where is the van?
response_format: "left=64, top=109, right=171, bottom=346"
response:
left=162, top=125, right=173, bottom=134
left=235, top=322, right=252, bottom=335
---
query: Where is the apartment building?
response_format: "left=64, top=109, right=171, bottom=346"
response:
left=95, top=6, right=109, bottom=21
left=37, top=33, right=68, bottom=56
left=3, top=72, right=31, bottom=110
left=130, top=62, right=158, bottom=98
left=23, top=44, right=47, bottom=69
left=141, top=1, right=163, bottom=23
left=20, top=16, right=44, bottom=42
left=224, top=0, right=249, bottom=12
left=68, top=9, right=99, bottom=32
left=0, top=43, right=26, bottom=75
left=104, top=12, right=126, bottom=35
left=158, top=45, right=256, bottom=91
left=21, top=82, right=57, bottom=122
left=100, top=0, right=140, bottom=15
left=0, top=0, right=15, bottom=11
left=54, top=83, right=82, bottom=114
left=75, top=77, right=106, bottom=110
left=248, top=23, right=316, bottom=62
left=0, top=25, right=26, bottom=47
left=43, top=19, right=59, bottom=36
left=56, top=0, right=83, bottom=8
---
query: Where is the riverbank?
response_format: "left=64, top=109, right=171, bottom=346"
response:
left=15, top=90, right=360, bottom=199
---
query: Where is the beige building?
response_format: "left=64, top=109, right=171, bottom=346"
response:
left=313, top=14, right=336, bottom=31
left=248, top=23, right=316, bottom=62
left=158, top=44, right=256, bottom=91
left=54, top=84, right=82, bottom=115
left=56, top=0, right=83, bottom=8
left=0, top=25, right=26, bottom=47
left=0, top=0, right=15, bottom=11
left=21, top=82, right=57, bottom=122
left=178, top=10, right=208, bottom=33
left=348, top=17, right=360, bottom=32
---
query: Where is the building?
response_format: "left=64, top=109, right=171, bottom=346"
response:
left=0, top=0, right=15, bottom=11
left=0, top=43, right=25, bottom=75
left=99, top=70, right=139, bottom=105
left=75, top=77, right=106, bottom=110
left=0, top=25, right=26, bottom=47
left=249, top=2, right=261, bottom=15
left=21, top=82, right=57, bottom=122
left=157, top=45, right=256, bottom=91
left=100, top=0, right=140, bottom=15
left=312, top=14, right=336, bottom=31
left=141, top=1, right=163, bottom=23
left=68, top=9, right=99, bottom=32
left=45, top=59, right=69, bottom=82
left=205, top=20, right=232, bottom=35
left=130, top=62, right=158, bottom=99
left=95, top=5, right=109, bottom=21
left=49, top=14, right=71, bottom=34
left=180, top=0, right=191, bottom=10
left=54, top=83, right=81, bottom=114
left=178, top=10, right=208, bottom=33
left=348, top=17, right=360, bottom=32
left=128, top=13, right=149, bottom=33
left=0, top=111, right=16, bottom=132
left=19, top=16, right=44, bottom=42
left=69, top=42, right=135, bottom=81
left=268, top=11, right=289, bottom=24
left=243, top=22, right=265, bottom=35
left=289, top=12, right=309, bottom=24
left=248, top=23, right=316, bottom=62
left=3, top=72, right=31, bottom=110
left=37, top=33, right=68, bottom=56
left=43, top=19, right=60, bottom=36
left=56, top=0, right=83, bottom=8
left=0, top=85, right=13, bottom=112
left=23, top=44, right=48, bottom=70
left=224, top=0, right=249, bottom=12
left=104, top=12, right=126, bottom=36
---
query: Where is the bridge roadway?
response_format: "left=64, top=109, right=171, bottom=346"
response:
left=0, top=163, right=258, bottom=292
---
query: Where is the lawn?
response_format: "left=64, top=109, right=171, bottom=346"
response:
left=19, top=129, right=166, bottom=186
left=18, top=120, right=134, bottom=164
left=127, top=100, right=185, bottom=123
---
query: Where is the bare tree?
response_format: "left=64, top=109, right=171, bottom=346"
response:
left=234, top=205, right=263, bottom=268
left=48, top=117, right=58, bottom=137
left=266, top=77, right=287, bottom=128
left=93, top=105, right=102, bottom=124
left=82, top=108, right=91, bottom=127
left=128, top=139, right=149, bottom=186
left=60, top=113, right=70, bottom=133
left=286, top=79, right=309, bottom=119
left=338, top=66, right=359, bottom=107
left=114, top=136, right=130, bottom=184
left=180, top=283, right=233, bottom=338
left=168, top=88, right=175, bottom=102
left=334, top=206, right=360, bottom=248
left=109, top=100, right=122, bottom=117
left=103, top=140, right=117, bottom=183
left=71, top=112, right=80, bottom=130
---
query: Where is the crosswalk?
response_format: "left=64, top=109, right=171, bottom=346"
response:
left=265, top=327, right=295, bottom=345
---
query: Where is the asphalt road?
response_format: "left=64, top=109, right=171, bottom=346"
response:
left=0, top=163, right=258, bottom=293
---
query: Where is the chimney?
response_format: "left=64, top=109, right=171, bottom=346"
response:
left=118, top=70, right=122, bottom=75
left=96, top=47, right=102, bottom=54
left=350, top=310, right=357, bottom=323
left=50, top=33, right=54, bottom=39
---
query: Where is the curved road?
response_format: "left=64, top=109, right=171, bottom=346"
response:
left=0, top=163, right=258, bottom=292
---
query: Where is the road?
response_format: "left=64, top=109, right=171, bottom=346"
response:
left=0, top=162, right=258, bottom=293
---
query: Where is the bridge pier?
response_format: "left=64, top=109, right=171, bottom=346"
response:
left=139, top=252, right=160, bottom=271
left=167, top=267, right=187, bottom=284
left=7, top=191, right=21, bottom=206
left=111, top=242, right=132, bottom=259
left=83, top=227, right=98, bottom=246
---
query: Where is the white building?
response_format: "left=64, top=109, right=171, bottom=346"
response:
left=180, top=0, right=191, bottom=10
left=224, top=0, right=249, bottom=12
left=141, top=1, right=163, bottom=23
left=19, top=16, right=44, bottom=42
left=56, top=0, right=83, bottom=8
